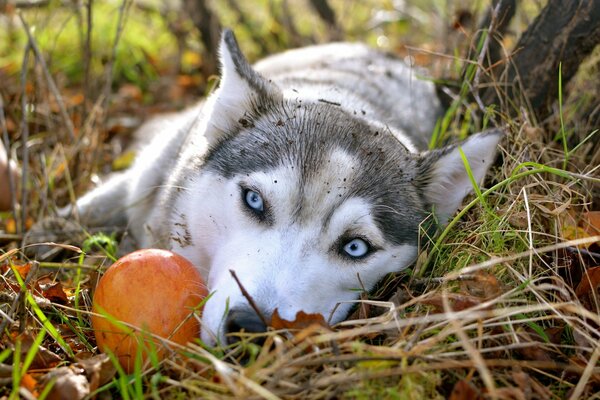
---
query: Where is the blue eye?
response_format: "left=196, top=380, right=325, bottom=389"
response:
left=343, top=238, right=370, bottom=258
left=244, top=189, right=264, bottom=212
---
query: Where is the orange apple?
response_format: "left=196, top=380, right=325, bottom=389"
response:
left=91, top=249, right=207, bottom=373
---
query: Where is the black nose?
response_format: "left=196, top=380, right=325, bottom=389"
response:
left=225, top=308, right=267, bottom=344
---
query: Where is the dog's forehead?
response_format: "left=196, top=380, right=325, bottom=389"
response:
left=204, top=102, right=428, bottom=244
left=244, top=148, right=359, bottom=221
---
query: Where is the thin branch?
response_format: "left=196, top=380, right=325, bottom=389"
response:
left=229, top=269, right=270, bottom=328
left=19, top=41, right=30, bottom=237
left=83, top=0, right=93, bottom=120
left=101, top=0, right=133, bottom=114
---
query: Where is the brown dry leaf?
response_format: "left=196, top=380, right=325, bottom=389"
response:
left=42, top=367, right=90, bottom=400
left=41, top=282, right=69, bottom=305
left=511, top=370, right=532, bottom=399
left=4, top=218, right=17, bottom=234
left=544, top=326, right=565, bottom=344
left=420, top=293, right=484, bottom=312
left=270, top=309, right=329, bottom=330
left=461, top=272, right=502, bottom=298
left=14, top=332, right=63, bottom=369
left=20, top=373, right=38, bottom=396
left=574, top=266, right=600, bottom=297
left=68, top=93, right=85, bottom=107
left=561, top=210, right=600, bottom=249
left=11, top=262, right=32, bottom=279
left=449, top=379, right=482, bottom=400
left=118, top=84, right=143, bottom=102
left=582, top=211, right=600, bottom=236
left=176, top=74, right=202, bottom=88
left=515, top=331, right=554, bottom=362
left=574, top=266, right=600, bottom=311
left=75, top=354, right=116, bottom=393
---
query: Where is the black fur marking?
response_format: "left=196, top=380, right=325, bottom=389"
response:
left=204, top=100, right=428, bottom=246
left=317, top=98, right=341, bottom=106
left=222, top=29, right=277, bottom=98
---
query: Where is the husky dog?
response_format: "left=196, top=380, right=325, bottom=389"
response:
left=73, top=30, right=501, bottom=345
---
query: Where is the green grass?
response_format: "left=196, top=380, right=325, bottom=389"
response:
left=0, top=2, right=176, bottom=88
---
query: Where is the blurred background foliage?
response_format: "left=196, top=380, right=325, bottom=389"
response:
left=0, top=0, right=544, bottom=103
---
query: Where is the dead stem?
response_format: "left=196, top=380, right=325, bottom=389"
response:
left=18, top=14, right=77, bottom=142
left=229, top=269, right=270, bottom=329
left=18, top=41, right=30, bottom=237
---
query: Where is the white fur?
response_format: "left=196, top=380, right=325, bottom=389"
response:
left=172, top=150, right=418, bottom=344
left=423, top=133, right=501, bottom=223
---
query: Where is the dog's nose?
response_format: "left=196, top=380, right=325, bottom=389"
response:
left=225, top=308, right=267, bottom=344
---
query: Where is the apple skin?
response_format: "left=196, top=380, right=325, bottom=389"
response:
left=91, top=249, right=207, bottom=373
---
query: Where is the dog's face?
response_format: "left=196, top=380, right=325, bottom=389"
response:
left=169, top=31, right=501, bottom=345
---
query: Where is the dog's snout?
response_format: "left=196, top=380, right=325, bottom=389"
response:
left=225, top=308, right=267, bottom=344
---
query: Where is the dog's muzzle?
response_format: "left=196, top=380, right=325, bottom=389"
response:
left=225, top=307, right=267, bottom=344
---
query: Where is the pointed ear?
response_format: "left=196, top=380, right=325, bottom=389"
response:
left=203, top=29, right=281, bottom=143
left=417, top=130, right=503, bottom=223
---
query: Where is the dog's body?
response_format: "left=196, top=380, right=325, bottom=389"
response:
left=74, top=30, right=501, bottom=345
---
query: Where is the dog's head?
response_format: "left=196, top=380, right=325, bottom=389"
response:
left=170, top=30, right=502, bottom=345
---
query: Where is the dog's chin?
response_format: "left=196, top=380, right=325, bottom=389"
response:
left=199, top=297, right=226, bottom=347
left=200, top=325, right=222, bottom=347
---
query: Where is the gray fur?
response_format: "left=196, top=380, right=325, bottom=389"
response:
left=72, top=30, right=502, bottom=344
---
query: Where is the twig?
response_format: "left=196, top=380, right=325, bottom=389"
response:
left=19, top=41, right=30, bottom=237
left=0, top=94, right=18, bottom=221
left=101, top=0, right=133, bottom=113
left=229, top=269, right=270, bottom=328
left=355, top=272, right=369, bottom=319
left=83, top=0, right=93, bottom=120
left=79, top=0, right=131, bottom=179
left=470, top=1, right=501, bottom=118
left=18, top=13, right=77, bottom=142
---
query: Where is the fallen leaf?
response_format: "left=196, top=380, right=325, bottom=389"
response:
left=561, top=210, right=600, bottom=249
left=574, top=266, right=600, bottom=311
left=68, top=93, right=85, bottom=107
left=118, top=84, right=142, bottom=102
left=449, top=379, right=481, bottom=400
left=75, top=354, right=116, bottom=393
left=20, top=373, right=38, bottom=395
left=511, top=370, right=532, bottom=398
left=515, top=331, right=555, bottom=362
left=270, top=309, right=328, bottom=330
left=582, top=211, right=600, bottom=236
left=420, top=293, right=484, bottom=312
left=11, top=262, right=32, bottom=279
left=41, top=282, right=69, bottom=305
left=461, top=272, right=502, bottom=298
left=4, top=218, right=17, bottom=233
left=14, top=332, right=63, bottom=369
left=544, top=326, right=565, bottom=344
left=42, top=367, right=89, bottom=400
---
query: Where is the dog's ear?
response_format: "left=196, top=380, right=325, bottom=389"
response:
left=417, top=130, right=503, bottom=224
left=203, top=29, right=282, bottom=143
